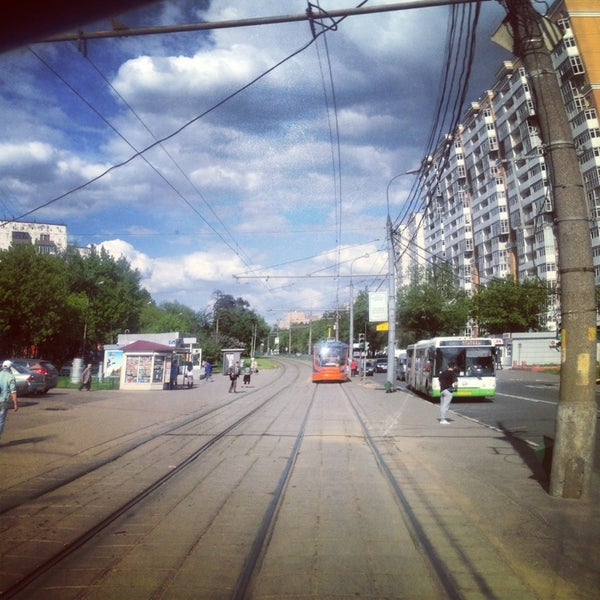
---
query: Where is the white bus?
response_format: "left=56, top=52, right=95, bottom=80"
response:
left=406, top=337, right=497, bottom=399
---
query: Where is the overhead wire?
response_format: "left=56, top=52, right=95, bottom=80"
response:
left=80, top=49, right=256, bottom=271
left=12, top=1, right=372, bottom=308
left=391, top=1, right=483, bottom=274
left=27, top=45, right=258, bottom=270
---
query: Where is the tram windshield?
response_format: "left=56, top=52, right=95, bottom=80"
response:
left=436, top=347, right=495, bottom=377
left=316, top=343, right=347, bottom=367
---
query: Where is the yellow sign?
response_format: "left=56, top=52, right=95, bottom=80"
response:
left=376, top=322, right=389, bottom=331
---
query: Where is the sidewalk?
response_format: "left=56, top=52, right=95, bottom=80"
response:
left=353, top=375, right=600, bottom=598
left=1, top=370, right=599, bottom=598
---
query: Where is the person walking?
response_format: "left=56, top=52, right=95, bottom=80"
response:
left=438, top=361, right=458, bottom=424
left=79, top=363, right=93, bottom=392
left=0, top=360, right=18, bottom=441
left=203, top=360, right=213, bottom=382
left=242, top=363, right=251, bottom=387
left=228, top=361, right=240, bottom=393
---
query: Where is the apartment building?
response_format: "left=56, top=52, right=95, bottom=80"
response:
left=0, top=221, right=68, bottom=254
left=399, top=0, right=599, bottom=332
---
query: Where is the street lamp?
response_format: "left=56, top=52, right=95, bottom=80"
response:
left=386, top=169, right=420, bottom=386
left=349, top=253, right=369, bottom=369
left=81, top=280, right=104, bottom=361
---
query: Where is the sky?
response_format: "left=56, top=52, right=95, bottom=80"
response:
left=0, top=0, right=511, bottom=324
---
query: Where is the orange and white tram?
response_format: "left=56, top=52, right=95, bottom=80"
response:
left=312, top=339, right=349, bottom=383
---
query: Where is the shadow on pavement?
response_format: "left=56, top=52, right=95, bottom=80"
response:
left=0, top=435, right=53, bottom=448
left=497, top=422, right=550, bottom=492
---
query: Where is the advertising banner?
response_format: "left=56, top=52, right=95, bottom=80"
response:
left=368, top=291, right=387, bottom=322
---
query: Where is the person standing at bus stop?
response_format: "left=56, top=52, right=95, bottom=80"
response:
left=0, top=360, right=18, bottom=441
left=438, top=361, right=458, bottom=424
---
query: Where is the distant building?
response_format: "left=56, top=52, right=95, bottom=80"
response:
left=277, top=311, right=321, bottom=329
left=0, top=221, right=67, bottom=254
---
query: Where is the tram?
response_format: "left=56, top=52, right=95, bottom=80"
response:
left=312, top=339, right=349, bottom=383
left=406, top=337, right=496, bottom=398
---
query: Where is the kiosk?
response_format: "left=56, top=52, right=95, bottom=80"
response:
left=120, top=340, right=174, bottom=391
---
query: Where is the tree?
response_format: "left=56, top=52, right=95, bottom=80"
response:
left=471, top=277, right=550, bottom=334
left=397, top=264, right=471, bottom=343
left=63, top=247, right=149, bottom=360
left=0, top=245, right=71, bottom=359
left=211, top=291, right=270, bottom=356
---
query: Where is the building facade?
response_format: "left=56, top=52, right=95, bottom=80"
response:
left=0, top=221, right=68, bottom=254
left=398, top=0, right=599, bottom=332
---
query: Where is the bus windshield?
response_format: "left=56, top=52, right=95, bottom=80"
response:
left=436, top=347, right=495, bottom=377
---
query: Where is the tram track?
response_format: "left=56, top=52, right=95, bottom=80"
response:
left=340, top=383, right=462, bottom=599
left=0, top=366, right=298, bottom=517
left=1, top=360, right=305, bottom=598
left=1, top=361, right=531, bottom=599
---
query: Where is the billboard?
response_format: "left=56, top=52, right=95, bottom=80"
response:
left=368, top=291, right=387, bottom=322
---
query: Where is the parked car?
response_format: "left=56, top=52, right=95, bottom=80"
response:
left=362, top=361, right=375, bottom=376
left=60, top=361, right=73, bottom=377
left=5, top=363, right=45, bottom=396
left=12, top=358, right=58, bottom=393
left=375, top=358, right=388, bottom=373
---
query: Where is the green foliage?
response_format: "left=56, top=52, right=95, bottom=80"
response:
left=211, top=291, right=270, bottom=356
left=471, top=277, right=550, bottom=334
left=0, top=245, right=320, bottom=366
left=0, top=245, right=70, bottom=357
left=397, top=264, right=471, bottom=343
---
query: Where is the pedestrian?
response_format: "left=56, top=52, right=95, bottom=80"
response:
left=228, top=361, right=240, bottom=393
left=170, top=361, right=178, bottom=390
left=203, top=359, right=213, bottom=382
left=243, top=363, right=251, bottom=387
left=184, top=361, right=194, bottom=388
left=350, top=358, right=358, bottom=377
left=79, top=363, right=93, bottom=391
left=0, top=360, right=18, bottom=441
left=438, top=361, right=458, bottom=424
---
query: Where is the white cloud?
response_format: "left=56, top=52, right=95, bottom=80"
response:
left=0, top=0, right=510, bottom=319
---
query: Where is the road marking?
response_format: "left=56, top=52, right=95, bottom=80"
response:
left=495, top=392, right=556, bottom=406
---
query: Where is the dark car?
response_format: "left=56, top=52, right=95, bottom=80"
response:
left=12, top=358, right=58, bottom=393
left=375, top=358, right=388, bottom=373
left=362, top=361, right=375, bottom=376
left=60, top=361, right=73, bottom=377
left=5, top=363, right=46, bottom=396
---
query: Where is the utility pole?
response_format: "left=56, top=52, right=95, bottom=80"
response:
left=387, top=214, right=397, bottom=386
left=503, top=0, right=597, bottom=498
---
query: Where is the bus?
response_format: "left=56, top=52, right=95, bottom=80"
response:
left=406, top=337, right=496, bottom=398
left=312, top=339, right=349, bottom=383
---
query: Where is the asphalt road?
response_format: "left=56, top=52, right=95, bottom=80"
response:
left=381, top=367, right=600, bottom=472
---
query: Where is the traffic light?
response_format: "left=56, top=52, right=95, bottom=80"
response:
left=358, top=333, right=365, bottom=350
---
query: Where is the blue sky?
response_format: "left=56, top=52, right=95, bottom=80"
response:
left=0, top=0, right=510, bottom=323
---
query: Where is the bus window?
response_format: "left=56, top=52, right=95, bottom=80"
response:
left=435, top=348, right=465, bottom=375
left=465, top=348, right=495, bottom=376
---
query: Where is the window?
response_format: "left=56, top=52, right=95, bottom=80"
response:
left=570, top=55, right=585, bottom=75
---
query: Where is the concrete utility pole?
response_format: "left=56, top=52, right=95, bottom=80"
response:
left=387, top=214, right=397, bottom=386
left=504, top=0, right=597, bottom=498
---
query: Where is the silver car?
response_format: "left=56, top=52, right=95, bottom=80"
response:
left=6, top=363, right=45, bottom=396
